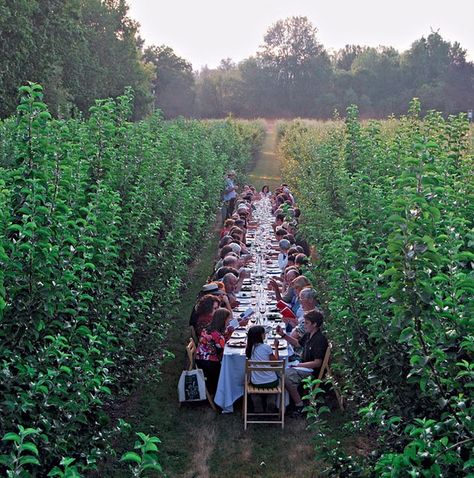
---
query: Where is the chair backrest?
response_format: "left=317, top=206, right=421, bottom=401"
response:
left=245, top=360, right=285, bottom=382
left=189, top=325, right=198, bottom=345
left=317, top=342, right=332, bottom=380
left=186, top=338, right=196, bottom=371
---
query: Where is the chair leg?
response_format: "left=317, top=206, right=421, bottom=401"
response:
left=243, top=389, right=248, bottom=430
left=281, top=392, right=285, bottom=429
left=206, top=389, right=217, bottom=412
left=327, top=368, right=344, bottom=411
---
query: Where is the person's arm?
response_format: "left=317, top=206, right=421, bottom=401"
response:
left=276, top=325, right=300, bottom=348
left=268, top=278, right=282, bottom=301
left=270, top=339, right=279, bottom=361
left=235, top=268, right=250, bottom=292
left=297, top=358, right=322, bottom=369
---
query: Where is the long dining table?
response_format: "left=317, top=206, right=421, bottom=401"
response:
left=214, top=198, right=292, bottom=413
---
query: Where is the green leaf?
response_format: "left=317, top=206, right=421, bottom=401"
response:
left=120, top=452, right=141, bottom=464
left=20, top=442, right=39, bottom=455
left=19, top=455, right=40, bottom=466
left=399, top=327, right=415, bottom=343
left=2, top=432, right=20, bottom=443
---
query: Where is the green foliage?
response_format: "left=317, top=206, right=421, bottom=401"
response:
left=120, top=433, right=162, bottom=477
left=0, top=83, right=264, bottom=475
left=0, top=426, right=42, bottom=477
left=279, top=103, right=473, bottom=476
left=0, top=0, right=152, bottom=118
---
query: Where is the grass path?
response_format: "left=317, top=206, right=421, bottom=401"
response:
left=97, top=121, right=351, bottom=478
left=247, top=120, right=281, bottom=191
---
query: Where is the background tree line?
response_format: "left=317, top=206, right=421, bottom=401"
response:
left=1, top=3, right=473, bottom=120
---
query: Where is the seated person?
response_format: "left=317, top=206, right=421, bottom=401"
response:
left=195, top=308, right=232, bottom=394
left=295, top=253, right=309, bottom=269
left=220, top=219, right=235, bottom=238
left=274, top=227, right=287, bottom=243
left=272, top=213, right=285, bottom=232
left=214, top=244, right=235, bottom=271
left=268, top=268, right=300, bottom=302
left=214, top=266, right=239, bottom=281
left=221, top=270, right=250, bottom=307
left=245, top=325, right=280, bottom=411
left=192, top=294, right=220, bottom=338
left=278, top=239, right=291, bottom=271
left=245, top=325, right=280, bottom=387
left=276, top=309, right=328, bottom=416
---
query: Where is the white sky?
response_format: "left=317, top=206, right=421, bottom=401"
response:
left=128, top=0, right=474, bottom=69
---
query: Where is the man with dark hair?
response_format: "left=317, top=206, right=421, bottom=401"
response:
left=276, top=309, right=328, bottom=416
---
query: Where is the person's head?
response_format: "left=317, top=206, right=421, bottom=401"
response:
left=222, top=272, right=238, bottom=293
left=283, top=234, right=295, bottom=244
left=224, top=218, right=235, bottom=229
left=219, top=235, right=233, bottom=248
left=261, top=185, right=269, bottom=194
left=219, top=244, right=234, bottom=259
left=295, top=245, right=305, bottom=254
left=299, top=288, right=319, bottom=311
left=196, top=294, right=220, bottom=317
left=227, top=170, right=236, bottom=178
left=279, top=239, right=291, bottom=253
left=275, top=227, right=287, bottom=240
left=275, top=213, right=285, bottom=225
left=276, top=195, right=285, bottom=206
left=229, top=242, right=242, bottom=256
left=200, top=282, right=225, bottom=296
left=245, top=325, right=266, bottom=358
left=295, top=253, right=308, bottom=267
left=291, top=275, right=312, bottom=294
left=234, top=219, right=246, bottom=229
left=207, top=307, right=232, bottom=334
left=215, top=267, right=239, bottom=281
left=237, top=205, right=249, bottom=216
left=303, top=309, right=324, bottom=334
left=287, top=254, right=297, bottom=267
left=288, top=246, right=299, bottom=256
left=285, top=268, right=300, bottom=284
left=223, top=255, right=239, bottom=268
left=294, top=208, right=301, bottom=219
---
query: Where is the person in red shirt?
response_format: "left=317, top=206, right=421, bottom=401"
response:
left=195, top=308, right=233, bottom=394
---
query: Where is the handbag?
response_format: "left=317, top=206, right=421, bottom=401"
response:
left=178, top=368, right=207, bottom=402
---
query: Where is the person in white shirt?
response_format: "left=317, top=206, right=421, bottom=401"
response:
left=278, top=239, right=291, bottom=271
left=245, top=325, right=280, bottom=412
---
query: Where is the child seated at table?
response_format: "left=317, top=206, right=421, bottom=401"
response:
left=245, top=326, right=280, bottom=411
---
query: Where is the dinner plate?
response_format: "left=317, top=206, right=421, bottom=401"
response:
left=267, top=313, right=282, bottom=320
left=228, top=340, right=247, bottom=348
left=231, top=331, right=247, bottom=339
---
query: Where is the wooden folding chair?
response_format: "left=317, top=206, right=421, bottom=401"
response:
left=243, top=360, right=285, bottom=430
left=307, top=343, right=344, bottom=410
left=189, top=325, right=198, bottom=345
left=183, top=338, right=217, bottom=411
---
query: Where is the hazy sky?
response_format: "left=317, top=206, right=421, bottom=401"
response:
left=128, top=0, right=474, bottom=69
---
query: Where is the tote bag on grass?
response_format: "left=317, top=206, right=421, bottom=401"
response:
left=178, top=368, right=207, bottom=402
